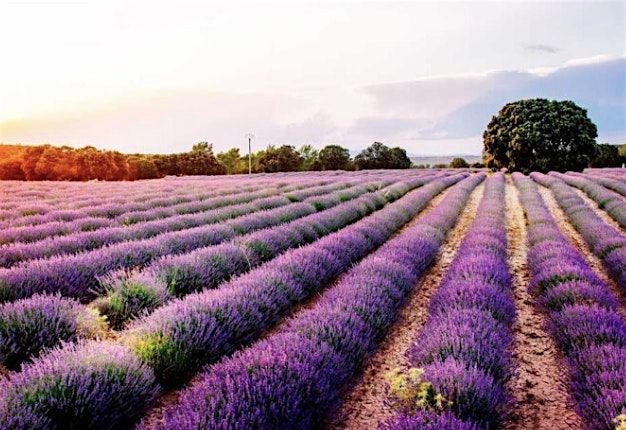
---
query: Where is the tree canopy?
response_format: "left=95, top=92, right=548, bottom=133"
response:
left=298, top=145, right=321, bottom=171
left=354, top=142, right=412, bottom=170
left=257, top=145, right=303, bottom=173
left=590, top=143, right=623, bottom=168
left=0, top=141, right=418, bottom=180
left=0, top=143, right=225, bottom=181
left=318, top=145, right=352, bottom=170
left=449, top=157, right=469, bottom=168
left=482, top=99, right=598, bottom=173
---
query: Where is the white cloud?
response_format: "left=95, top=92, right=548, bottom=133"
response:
left=525, top=44, right=560, bottom=54
left=1, top=55, right=624, bottom=155
left=349, top=55, right=626, bottom=151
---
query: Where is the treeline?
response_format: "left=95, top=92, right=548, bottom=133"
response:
left=0, top=141, right=412, bottom=181
left=415, top=157, right=485, bottom=169
left=218, top=141, right=411, bottom=174
left=589, top=143, right=626, bottom=168
left=0, top=142, right=225, bottom=181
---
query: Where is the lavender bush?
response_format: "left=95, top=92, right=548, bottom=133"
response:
left=98, top=189, right=386, bottom=324
left=531, top=172, right=626, bottom=296
left=0, top=177, right=429, bottom=302
left=516, top=172, right=626, bottom=429
left=0, top=181, right=374, bottom=266
left=128, top=174, right=464, bottom=385
left=0, top=173, right=468, bottom=429
left=139, top=174, right=484, bottom=428
left=573, top=171, right=626, bottom=197
left=0, top=294, right=106, bottom=369
left=386, top=173, right=514, bottom=429
left=0, top=341, right=160, bottom=429
left=550, top=171, right=626, bottom=229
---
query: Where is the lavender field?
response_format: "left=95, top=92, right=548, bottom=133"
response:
left=0, top=168, right=625, bottom=430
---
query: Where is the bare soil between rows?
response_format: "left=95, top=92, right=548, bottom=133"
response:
left=326, top=182, right=485, bottom=429
left=538, top=185, right=626, bottom=319
left=503, top=179, right=582, bottom=430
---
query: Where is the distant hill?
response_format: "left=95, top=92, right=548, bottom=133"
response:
left=409, top=154, right=482, bottom=166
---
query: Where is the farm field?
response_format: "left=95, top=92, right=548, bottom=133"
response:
left=0, top=168, right=625, bottom=430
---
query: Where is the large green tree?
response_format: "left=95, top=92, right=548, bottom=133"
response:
left=298, top=145, right=320, bottom=171
left=449, top=157, right=469, bottom=168
left=318, top=145, right=351, bottom=170
left=217, top=148, right=246, bottom=174
left=355, top=142, right=411, bottom=170
left=257, top=145, right=303, bottom=172
left=482, top=99, right=598, bottom=173
left=388, top=147, right=412, bottom=169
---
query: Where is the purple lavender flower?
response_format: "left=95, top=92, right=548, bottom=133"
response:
left=380, top=411, right=478, bottom=430
left=422, top=357, right=510, bottom=427
left=0, top=294, right=105, bottom=369
left=0, top=341, right=160, bottom=429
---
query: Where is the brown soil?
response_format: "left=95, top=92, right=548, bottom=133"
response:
left=326, top=182, right=485, bottom=430
left=538, top=186, right=626, bottom=319
left=0, top=364, right=11, bottom=381
left=136, top=374, right=202, bottom=429
left=503, top=179, right=582, bottom=429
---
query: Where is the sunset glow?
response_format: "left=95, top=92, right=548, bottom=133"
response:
left=1, top=0, right=625, bottom=154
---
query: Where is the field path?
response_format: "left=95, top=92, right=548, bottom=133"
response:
left=326, top=182, right=485, bottom=429
left=538, top=185, right=626, bottom=318
left=503, top=178, right=582, bottom=429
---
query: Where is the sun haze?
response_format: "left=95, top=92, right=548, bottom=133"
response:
left=1, top=0, right=624, bottom=155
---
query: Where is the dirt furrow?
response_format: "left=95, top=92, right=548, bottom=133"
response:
left=503, top=179, right=582, bottom=430
left=538, top=185, right=626, bottom=319
left=263, top=181, right=457, bottom=340
left=326, top=182, right=485, bottom=430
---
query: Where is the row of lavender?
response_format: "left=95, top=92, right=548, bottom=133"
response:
left=578, top=171, right=626, bottom=197
left=0, top=172, right=425, bottom=246
left=383, top=173, right=513, bottom=429
left=0, top=178, right=343, bottom=242
left=126, top=174, right=468, bottom=387
left=531, top=172, right=626, bottom=289
left=0, top=177, right=302, bottom=225
left=0, top=180, right=377, bottom=266
left=0, top=175, right=430, bottom=302
left=515, top=173, right=626, bottom=429
left=0, top=170, right=412, bottom=218
left=0, top=171, right=383, bottom=229
left=584, top=168, right=626, bottom=177
left=0, top=173, right=475, bottom=428
left=142, top=174, right=485, bottom=429
left=550, top=171, right=626, bottom=229
left=0, top=170, right=396, bottom=201
left=96, top=178, right=408, bottom=327
left=0, top=177, right=238, bottom=209
left=0, top=171, right=352, bottom=205
left=0, top=174, right=439, bottom=369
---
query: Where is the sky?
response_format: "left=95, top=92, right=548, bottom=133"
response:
left=1, top=0, right=625, bottom=155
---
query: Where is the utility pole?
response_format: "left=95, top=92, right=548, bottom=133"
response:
left=246, top=133, right=254, bottom=175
